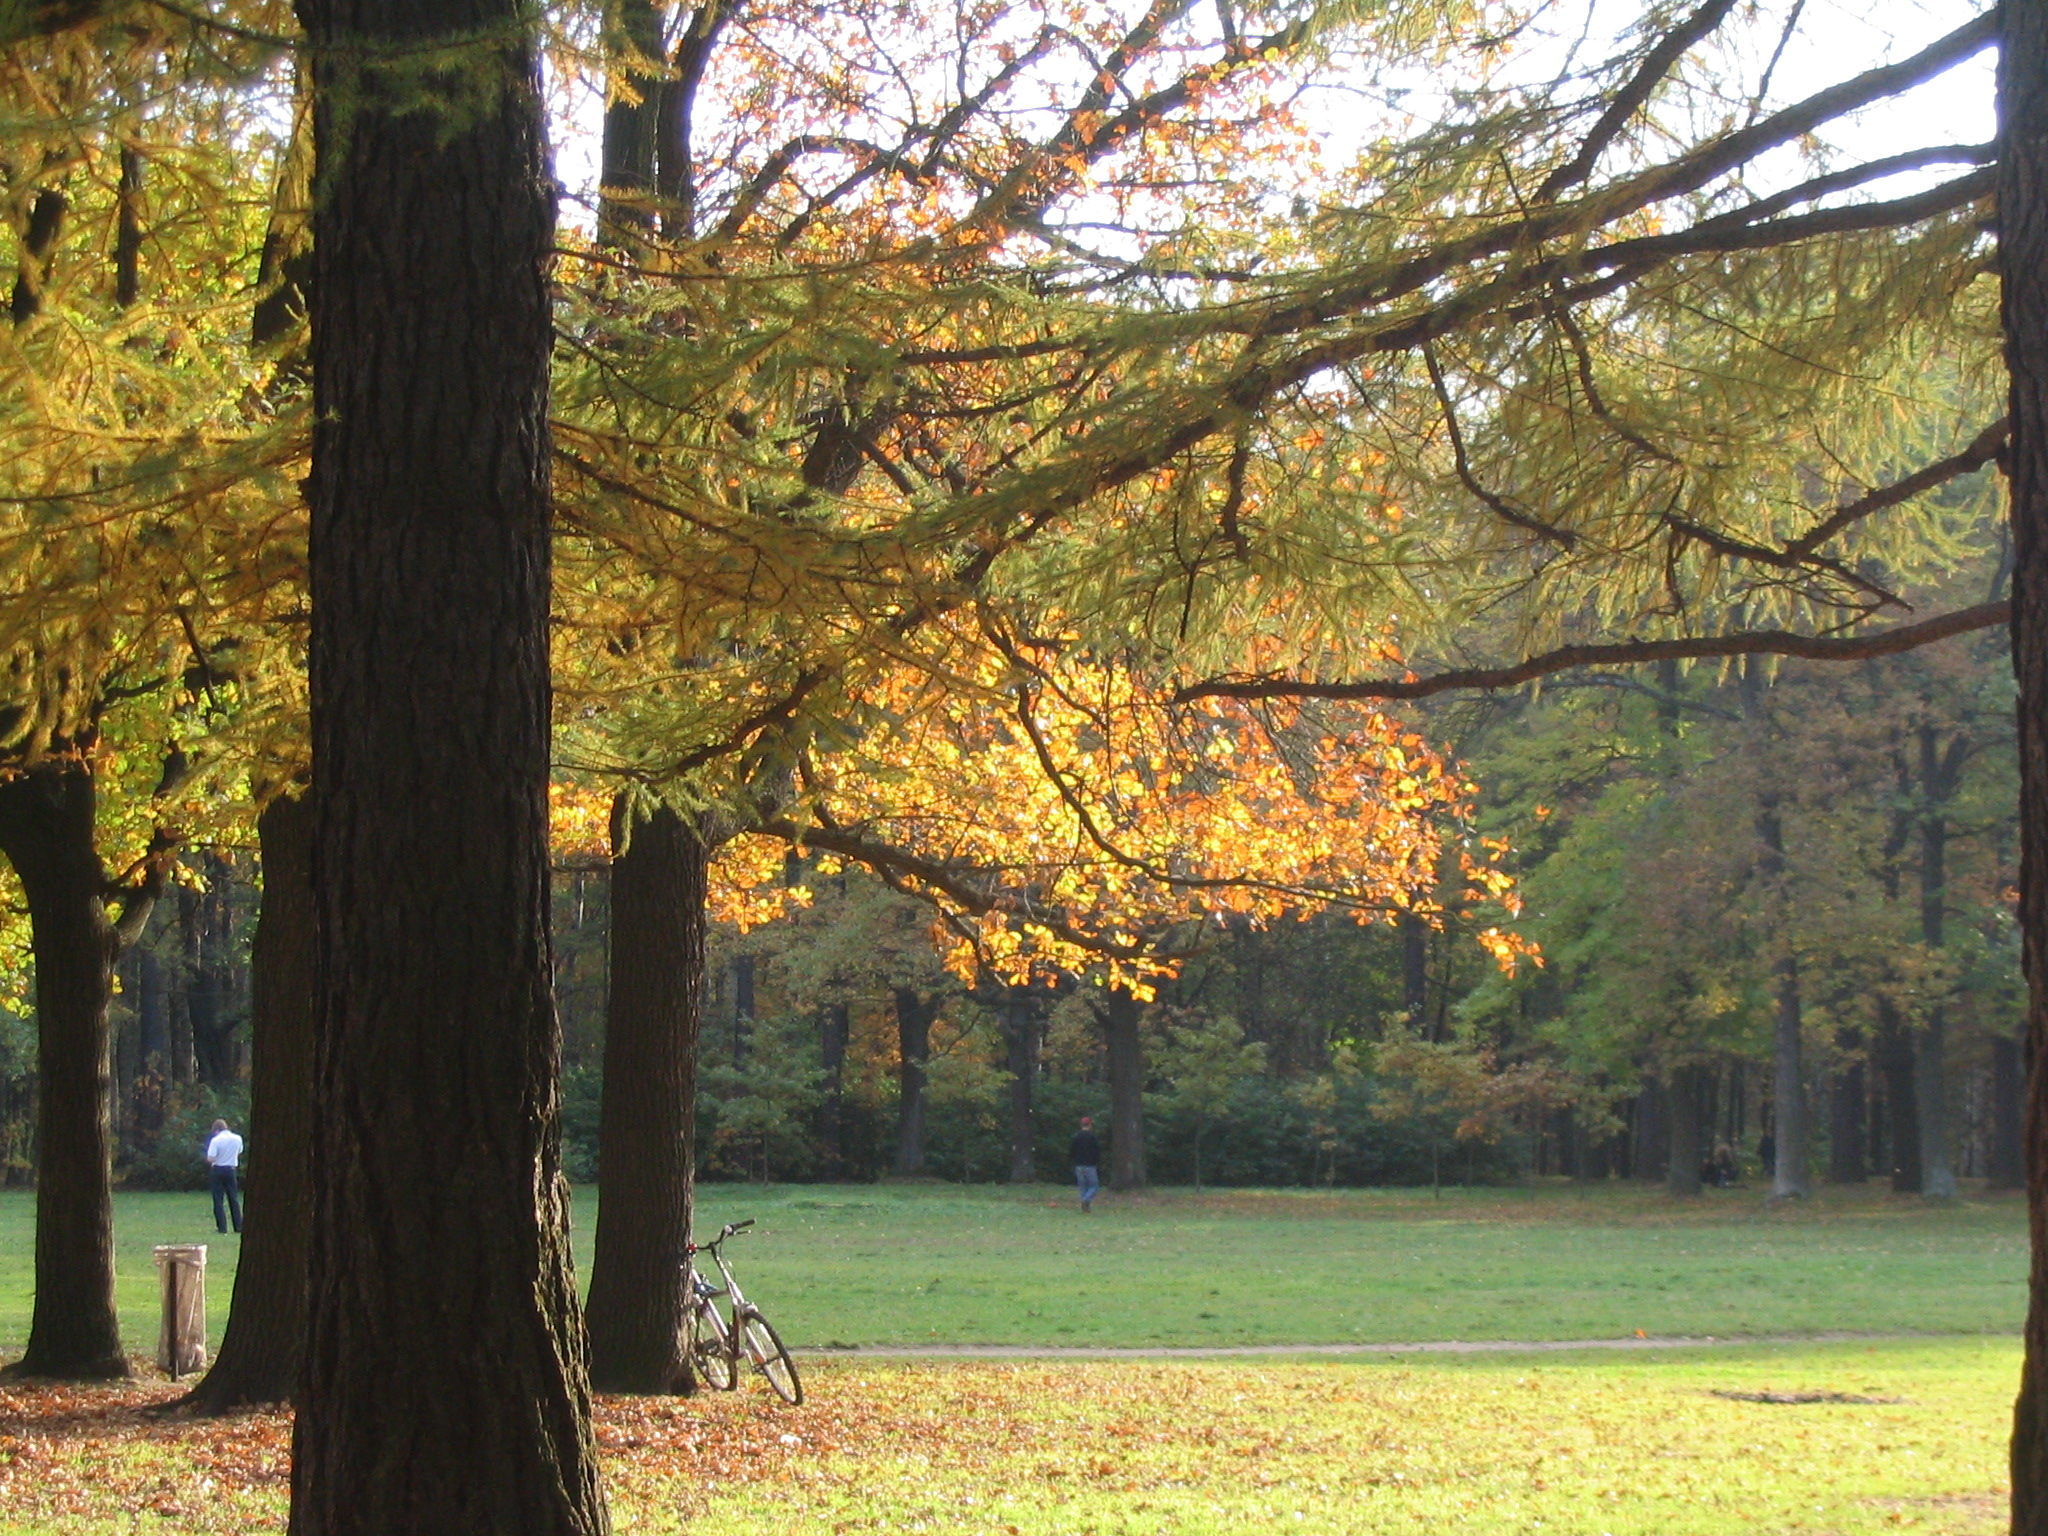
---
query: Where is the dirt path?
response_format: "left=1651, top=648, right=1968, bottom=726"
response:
left=803, top=1330, right=1997, bottom=1360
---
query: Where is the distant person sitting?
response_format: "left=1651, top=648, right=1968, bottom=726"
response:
left=1708, top=1142, right=1738, bottom=1188
left=206, top=1118, right=244, bottom=1235
left=1071, top=1117, right=1102, bottom=1213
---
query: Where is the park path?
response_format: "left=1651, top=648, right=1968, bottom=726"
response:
left=803, top=1330, right=1994, bottom=1360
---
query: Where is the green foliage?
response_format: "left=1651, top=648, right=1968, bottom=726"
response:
left=120, top=1081, right=247, bottom=1192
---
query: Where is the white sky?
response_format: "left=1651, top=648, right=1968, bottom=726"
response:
left=549, top=0, right=1997, bottom=235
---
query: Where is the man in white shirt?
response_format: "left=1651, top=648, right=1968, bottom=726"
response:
left=205, top=1118, right=244, bottom=1234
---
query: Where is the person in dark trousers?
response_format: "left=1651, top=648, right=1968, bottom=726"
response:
left=1070, top=1116, right=1101, bottom=1212
left=205, top=1117, right=244, bottom=1234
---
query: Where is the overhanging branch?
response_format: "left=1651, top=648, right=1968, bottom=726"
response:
left=1176, top=600, right=2010, bottom=703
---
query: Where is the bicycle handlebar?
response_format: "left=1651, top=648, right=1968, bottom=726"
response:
left=686, top=1218, right=757, bottom=1257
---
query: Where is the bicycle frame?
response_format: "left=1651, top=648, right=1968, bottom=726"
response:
left=680, top=1219, right=802, bottom=1403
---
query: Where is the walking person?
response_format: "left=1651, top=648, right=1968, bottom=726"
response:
left=206, top=1117, right=244, bottom=1234
left=1071, top=1116, right=1101, bottom=1213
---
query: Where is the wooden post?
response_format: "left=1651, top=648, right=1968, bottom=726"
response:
left=153, top=1243, right=207, bottom=1378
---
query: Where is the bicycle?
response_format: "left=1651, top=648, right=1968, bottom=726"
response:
left=681, top=1219, right=803, bottom=1404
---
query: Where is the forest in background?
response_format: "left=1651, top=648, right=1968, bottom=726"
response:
left=36, top=548, right=2017, bottom=1200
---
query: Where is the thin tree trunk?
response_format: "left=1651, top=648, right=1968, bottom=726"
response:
left=1997, top=1033, right=2029, bottom=1192
left=2001, top=6, right=2048, bottom=1518
left=1400, top=913, right=1428, bottom=1031
left=0, top=762, right=147, bottom=1378
left=1829, top=1030, right=1867, bottom=1184
left=818, top=1002, right=848, bottom=1180
left=892, top=987, right=935, bottom=1176
left=1918, top=730, right=1961, bottom=1198
left=1918, top=1010, right=1959, bottom=1197
left=1770, top=959, right=1811, bottom=1199
left=1636, top=1074, right=1667, bottom=1182
left=1665, top=1064, right=1702, bottom=1197
left=184, top=791, right=315, bottom=1412
left=288, top=0, right=607, bottom=1526
left=1002, top=991, right=1038, bottom=1183
left=1103, top=985, right=1147, bottom=1190
left=586, top=799, right=705, bottom=1396
left=1879, top=999, right=1923, bottom=1192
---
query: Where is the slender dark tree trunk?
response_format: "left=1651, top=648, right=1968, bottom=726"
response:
left=1878, top=999, right=1923, bottom=1193
left=1635, top=1075, right=1667, bottom=1182
left=818, top=1002, right=849, bottom=1179
left=1665, top=1063, right=1702, bottom=1197
left=2003, top=6, right=2048, bottom=1517
left=1400, top=913, right=1428, bottom=1031
left=185, top=792, right=314, bottom=1412
left=1829, top=1030, right=1867, bottom=1184
left=0, top=762, right=149, bottom=1378
left=1002, top=991, right=1038, bottom=1183
left=1998, top=1033, right=2029, bottom=1192
left=1102, top=985, right=1147, bottom=1190
left=731, top=954, right=754, bottom=1069
left=1770, top=959, right=1810, bottom=1199
left=1918, top=731, right=1961, bottom=1197
left=586, top=799, right=705, bottom=1396
left=288, top=0, right=607, bottom=1527
left=892, top=987, right=936, bottom=1176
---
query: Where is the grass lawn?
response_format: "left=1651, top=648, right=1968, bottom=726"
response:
left=0, top=1339, right=2016, bottom=1533
left=0, top=1180, right=2026, bottom=1360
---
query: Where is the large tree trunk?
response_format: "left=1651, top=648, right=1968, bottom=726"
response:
left=1001, top=990, right=1038, bottom=1183
left=287, top=0, right=608, bottom=1527
left=0, top=762, right=139, bottom=1378
left=185, top=792, right=315, bottom=1413
left=1829, top=1030, right=1867, bottom=1184
left=585, top=799, right=704, bottom=1396
left=2002, top=6, right=2048, bottom=1520
left=892, top=987, right=936, bottom=1176
left=1665, top=1063, right=1702, bottom=1197
left=1102, top=985, right=1147, bottom=1190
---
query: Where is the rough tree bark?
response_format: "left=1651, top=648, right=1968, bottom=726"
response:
left=892, top=987, right=937, bottom=1176
left=1100, top=985, right=1147, bottom=1190
left=184, top=792, right=314, bottom=1412
left=585, top=798, right=705, bottom=1396
left=0, top=761, right=161, bottom=1378
left=2007, top=1, right=2048, bottom=1517
left=287, top=0, right=608, bottom=1528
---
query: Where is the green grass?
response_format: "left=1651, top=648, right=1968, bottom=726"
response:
left=0, top=1340, right=2018, bottom=1534
left=0, top=1180, right=2026, bottom=1361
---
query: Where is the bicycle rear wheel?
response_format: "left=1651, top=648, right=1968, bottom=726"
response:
left=739, top=1308, right=802, bottom=1404
left=686, top=1299, right=735, bottom=1390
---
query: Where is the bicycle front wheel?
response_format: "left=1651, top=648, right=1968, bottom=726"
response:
left=739, top=1308, right=802, bottom=1405
left=687, top=1300, right=736, bottom=1391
